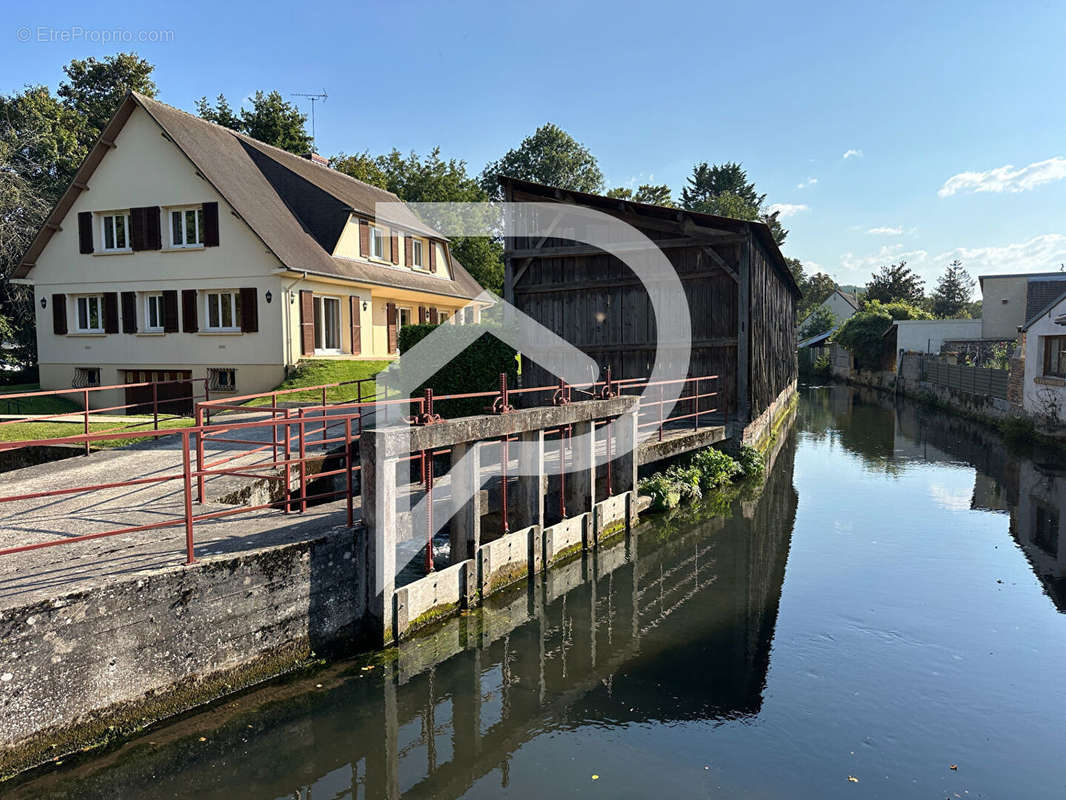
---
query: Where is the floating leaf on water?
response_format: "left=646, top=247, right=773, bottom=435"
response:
left=950, top=764, right=958, bottom=770
left=847, top=776, right=859, bottom=782
left=591, top=775, right=599, bottom=780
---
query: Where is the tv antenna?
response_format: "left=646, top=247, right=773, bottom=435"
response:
left=292, top=90, right=327, bottom=147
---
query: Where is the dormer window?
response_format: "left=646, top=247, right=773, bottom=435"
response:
left=411, top=238, right=424, bottom=268
left=370, top=226, right=387, bottom=260
left=100, top=213, right=130, bottom=252
left=170, top=207, right=204, bottom=248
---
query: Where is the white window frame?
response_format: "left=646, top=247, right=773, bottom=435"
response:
left=204, top=291, right=240, bottom=332
left=370, top=225, right=387, bottom=260
left=99, top=212, right=130, bottom=252
left=411, top=238, right=425, bottom=268
left=438, top=310, right=449, bottom=324
left=314, top=295, right=342, bottom=354
left=398, top=307, right=412, bottom=329
left=168, top=206, right=204, bottom=249
left=208, top=367, right=237, bottom=393
left=74, top=294, right=104, bottom=333
left=144, top=293, right=165, bottom=332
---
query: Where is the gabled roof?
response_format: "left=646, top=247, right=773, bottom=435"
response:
left=1024, top=277, right=1066, bottom=327
left=499, top=176, right=802, bottom=297
left=834, top=288, right=859, bottom=310
left=14, top=92, right=483, bottom=301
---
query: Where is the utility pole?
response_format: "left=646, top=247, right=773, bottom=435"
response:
left=291, top=90, right=327, bottom=148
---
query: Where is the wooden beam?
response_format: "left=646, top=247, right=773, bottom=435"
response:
left=701, top=246, right=739, bottom=283
left=506, top=236, right=715, bottom=260
left=72, top=181, right=89, bottom=191
left=514, top=267, right=737, bottom=295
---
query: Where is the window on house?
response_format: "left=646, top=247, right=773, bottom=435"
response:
left=371, top=226, right=387, bottom=260
left=75, top=295, right=104, bottom=332
left=144, top=294, right=165, bottom=331
left=411, top=238, right=424, bottom=267
left=170, top=207, right=204, bottom=248
left=438, top=310, right=449, bottom=323
left=314, top=296, right=341, bottom=352
left=205, top=291, right=241, bottom=331
left=73, top=367, right=101, bottom=388
left=208, top=368, right=237, bottom=393
left=100, top=213, right=130, bottom=251
left=1044, top=336, right=1066, bottom=377
left=399, top=307, right=412, bottom=328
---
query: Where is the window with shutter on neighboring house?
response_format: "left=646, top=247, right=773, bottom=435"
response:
left=144, top=294, right=165, bottom=331
left=1044, top=336, right=1066, bottom=377
left=370, top=226, right=387, bottom=260
left=204, top=291, right=241, bottom=331
left=168, top=207, right=204, bottom=248
left=100, top=213, right=130, bottom=252
left=75, top=295, right=104, bottom=333
left=411, top=238, right=424, bottom=268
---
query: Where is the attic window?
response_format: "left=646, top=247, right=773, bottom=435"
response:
left=170, top=207, right=204, bottom=248
left=411, top=239, right=424, bottom=268
left=100, top=213, right=130, bottom=252
left=371, top=226, right=387, bottom=260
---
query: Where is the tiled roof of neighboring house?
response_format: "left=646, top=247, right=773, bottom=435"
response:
left=1021, top=286, right=1066, bottom=331
left=14, top=93, right=483, bottom=301
left=1023, top=277, right=1066, bottom=329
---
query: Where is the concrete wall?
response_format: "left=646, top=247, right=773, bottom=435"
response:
left=980, top=275, right=1029, bottom=339
left=0, top=527, right=368, bottom=776
left=895, top=318, right=981, bottom=354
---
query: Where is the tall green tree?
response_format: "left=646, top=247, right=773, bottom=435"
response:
left=679, top=161, right=787, bottom=244
left=606, top=184, right=674, bottom=206
left=57, top=53, right=157, bottom=147
left=799, top=306, right=837, bottom=340
left=931, top=259, right=975, bottom=318
left=196, top=91, right=312, bottom=155
left=799, top=272, right=838, bottom=318
left=865, top=260, right=925, bottom=305
left=480, top=123, right=604, bottom=200
left=333, top=148, right=504, bottom=293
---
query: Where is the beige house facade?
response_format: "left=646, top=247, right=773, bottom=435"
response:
left=13, top=93, right=483, bottom=410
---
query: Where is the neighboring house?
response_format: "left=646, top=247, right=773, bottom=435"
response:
left=798, top=288, right=858, bottom=333
left=979, top=272, right=1066, bottom=339
left=1020, top=287, right=1066, bottom=419
left=883, top=318, right=983, bottom=356
left=11, top=92, right=483, bottom=410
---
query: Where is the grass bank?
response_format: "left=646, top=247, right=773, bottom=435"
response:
left=244, top=360, right=392, bottom=406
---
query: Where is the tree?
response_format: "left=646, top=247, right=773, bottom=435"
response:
left=606, top=184, right=674, bottom=207
left=480, top=123, right=604, bottom=200
left=799, top=272, right=838, bottom=318
left=833, top=300, right=930, bottom=370
left=799, top=306, right=837, bottom=340
left=865, top=260, right=925, bottom=305
left=57, top=53, right=157, bottom=145
left=333, top=148, right=504, bottom=293
left=679, top=161, right=787, bottom=244
left=931, top=259, right=975, bottom=318
left=0, top=86, right=88, bottom=199
left=196, top=91, right=312, bottom=155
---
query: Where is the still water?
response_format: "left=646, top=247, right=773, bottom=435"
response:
left=10, top=384, right=1066, bottom=798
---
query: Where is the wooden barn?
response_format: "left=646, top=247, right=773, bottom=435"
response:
left=501, top=177, right=800, bottom=442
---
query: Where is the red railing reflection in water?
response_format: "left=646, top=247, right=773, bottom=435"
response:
left=0, top=372, right=722, bottom=566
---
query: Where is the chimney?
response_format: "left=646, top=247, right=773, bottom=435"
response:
left=306, top=152, right=330, bottom=168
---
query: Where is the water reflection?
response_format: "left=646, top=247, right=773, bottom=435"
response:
left=9, top=434, right=799, bottom=800
left=807, top=383, right=1066, bottom=613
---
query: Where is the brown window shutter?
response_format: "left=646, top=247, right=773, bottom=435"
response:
left=429, top=307, right=439, bottom=324
left=145, top=206, right=161, bottom=249
left=181, top=289, right=199, bottom=333
left=52, top=294, right=67, bottom=335
left=162, top=290, right=179, bottom=332
left=418, top=306, right=427, bottom=325
left=404, top=236, right=412, bottom=266
left=77, top=212, right=93, bottom=254
left=121, top=291, right=137, bottom=333
left=202, top=202, right=220, bottom=247
left=129, top=207, right=145, bottom=250
left=349, top=295, right=361, bottom=355
left=239, top=287, right=258, bottom=332
left=390, top=232, right=400, bottom=265
left=429, top=242, right=437, bottom=272
left=300, top=290, right=314, bottom=355
left=102, top=292, right=119, bottom=334
left=386, top=302, right=397, bottom=354
left=359, top=219, right=370, bottom=257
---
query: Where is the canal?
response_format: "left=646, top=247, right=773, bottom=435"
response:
left=8, top=384, right=1066, bottom=798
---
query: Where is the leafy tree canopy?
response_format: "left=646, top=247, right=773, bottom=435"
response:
left=333, top=148, right=504, bottom=294
left=479, top=122, right=604, bottom=200
left=57, top=53, right=156, bottom=143
left=606, top=183, right=674, bottom=206
left=931, top=259, right=975, bottom=318
left=833, top=299, right=930, bottom=370
left=197, top=90, right=312, bottom=155
left=799, top=305, right=837, bottom=340
left=679, top=161, right=787, bottom=244
left=865, top=260, right=925, bottom=305
left=798, top=271, right=839, bottom=318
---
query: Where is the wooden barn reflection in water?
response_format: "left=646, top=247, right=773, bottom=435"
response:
left=15, top=433, right=799, bottom=800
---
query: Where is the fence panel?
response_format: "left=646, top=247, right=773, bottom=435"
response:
left=919, top=356, right=1008, bottom=400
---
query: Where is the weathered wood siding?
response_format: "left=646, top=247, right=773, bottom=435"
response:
left=747, top=236, right=797, bottom=417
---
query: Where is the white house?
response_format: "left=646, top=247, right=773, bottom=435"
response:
left=798, top=287, right=858, bottom=332
left=1020, top=287, right=1066, bottom=419
left=885, top=318, right=983, bottom=355
left=11, top=92, right=485, bottom=411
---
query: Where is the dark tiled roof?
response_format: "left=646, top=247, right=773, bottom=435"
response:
left=1024, top=277, right=1066, bottom=327
left=16, top=93, right=483, bottom=301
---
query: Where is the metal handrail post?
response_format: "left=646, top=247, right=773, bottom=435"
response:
left=182, top=430, right=195, bottom=564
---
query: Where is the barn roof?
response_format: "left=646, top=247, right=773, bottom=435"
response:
left=14, top=93, right=483, bottom=301
left=499, top=176, right=802, bottom=297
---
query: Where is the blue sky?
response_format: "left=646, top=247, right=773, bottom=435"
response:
left=6, top=0, right=1066, bottom=292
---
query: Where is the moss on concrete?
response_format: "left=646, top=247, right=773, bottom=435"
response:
left=548, top=539, right=584, bottom=567
left=401, top=601, right=460, bottom=639
left=482, top=561, right=529, bottom=597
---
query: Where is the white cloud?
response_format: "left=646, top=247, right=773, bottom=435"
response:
left=768, top=203, right=809, bottom=218
left=796, top=177, right=818, bottom=189
left=938, top=156, right=1066, bottom=197
left=843, top=149, right=863, bottom=159
left=867, top=226, right=903, bottom=235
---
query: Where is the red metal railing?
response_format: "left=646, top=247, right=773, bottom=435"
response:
left=0, top=372, right=723, bottom=567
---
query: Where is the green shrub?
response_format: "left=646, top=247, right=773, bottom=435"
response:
left=639, top=445, right=753, bottom=513
left=832, top=300, right=930, bottom=370
left=735, top=444, right=765, bottom=481
left=691, top=446, right=742, bottom=488
left=642, top=473, right=682, bottom=511
left=393, top=322, right=518, bottom=417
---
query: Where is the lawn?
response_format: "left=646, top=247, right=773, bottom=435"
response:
left=0, top=417, right=196, bottom=448
left=0, top=383, right=83, bottom=416
left=244, top=360, right=392, bottom=406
